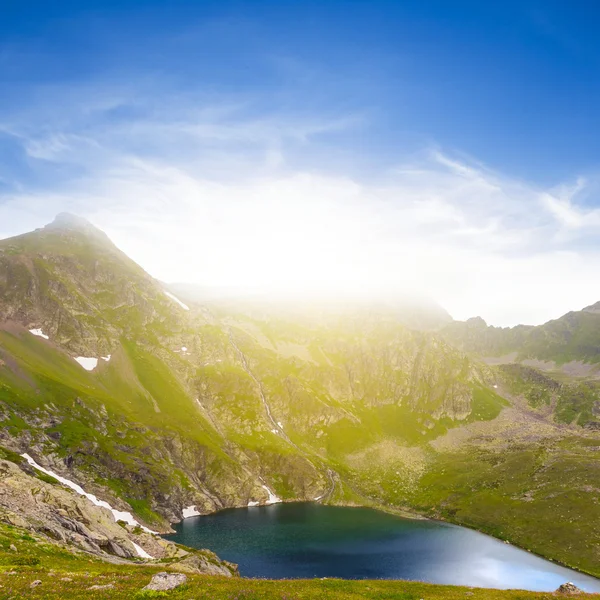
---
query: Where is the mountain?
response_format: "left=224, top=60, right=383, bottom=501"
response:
left=0, top=213, right=184, bottom=355
left=444, top=304, right=600, bottom=367
left=0, top=215, right=599, bottom=580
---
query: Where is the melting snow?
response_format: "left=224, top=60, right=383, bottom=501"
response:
left=101, top=354, right=111, bottom=362
left=261, top=484, right=281, bottom=505
left=182, top=505, right=201, bottom=518
left=164, top=291, right=190, bottom=311
left=247, top=484, right=281, bottom=506
left=131, top=541, right=154, bottom=559
left=271, top=429, right=278, bottom=434
left=181, top=346, right=187, bottom=352
left=21, top=453, right=158, bottom=535
left=277, top=421, right=283, bottom=428
left=74, top=357, right=98, bottom=371
left=29, top=329, right=49, bottom=340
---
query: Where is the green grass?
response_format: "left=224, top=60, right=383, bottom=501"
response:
left=404, top=440, right=600, bottom=578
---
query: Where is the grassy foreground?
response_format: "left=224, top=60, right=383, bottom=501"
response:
left=1, top=524, right=599, bottom=600
left=2, top=571, right=598, bottom=600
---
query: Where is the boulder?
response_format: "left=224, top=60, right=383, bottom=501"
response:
left=172, top=550, right=238, bottom=577
left=556, top=582, right=583, bottom=595
left=142, top=572, right=188, bottom=591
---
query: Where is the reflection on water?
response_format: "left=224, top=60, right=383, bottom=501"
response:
left=165, top=503, right=600, bottom=592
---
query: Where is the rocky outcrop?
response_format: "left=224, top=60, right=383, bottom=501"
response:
left=0, top=458, right=141, bottom=559
left=171, top=550, right=238, bottom=576
left=556, top=582, right=583, bottom=595
left=0, top=458, right=238, bottom=575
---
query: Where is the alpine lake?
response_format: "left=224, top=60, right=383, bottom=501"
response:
left=165, top=503, right=600, bottom=593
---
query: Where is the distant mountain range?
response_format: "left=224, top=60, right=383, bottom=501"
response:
left=443, top=302, right=600, bottom=369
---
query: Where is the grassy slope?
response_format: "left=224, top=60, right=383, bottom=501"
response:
left=0, top=330, right=243, bottom=526
left=0, top=523, right=594, bottom=600
left=409, top=439, right=600, bottom=577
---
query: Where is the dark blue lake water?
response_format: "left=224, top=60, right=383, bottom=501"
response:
left=166, top=503, right=600, bottom=592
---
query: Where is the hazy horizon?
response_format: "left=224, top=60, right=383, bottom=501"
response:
left=2, top=2, right=600, bottom=327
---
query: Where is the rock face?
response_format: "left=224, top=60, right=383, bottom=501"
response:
left=0, top=458, right=138, bottom=559
left=143, top=572, right=188, bottom=591
left=0, top=458, right=238, bottom=576
left=556, top=582, right=583, bottom=595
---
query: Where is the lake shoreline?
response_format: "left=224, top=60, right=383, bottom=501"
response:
left=165, top=502, right=600, bottom=592
left=168, top=497, right=600, bottom=582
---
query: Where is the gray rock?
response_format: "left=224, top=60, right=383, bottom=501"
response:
left=557, top=582, right=583, bottom=595
left=88, top=583, right=115, bottom=590
left=174, top=552, right=237, bottom=577
left=143, top=572, right=188, bottom=591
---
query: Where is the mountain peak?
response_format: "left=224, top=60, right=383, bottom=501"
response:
left=582, top=301, right=600, bottom=314
left=47, top=212, right=98, bottom=232
left=465, top=316, right=488, bottom=327
left=43, top=212, right=113, bottom=245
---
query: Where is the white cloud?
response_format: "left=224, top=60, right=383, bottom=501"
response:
left=1, top=84, right=600, bottom=327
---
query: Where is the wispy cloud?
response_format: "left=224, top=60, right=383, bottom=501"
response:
left=1, top=80, right=600, bottom=327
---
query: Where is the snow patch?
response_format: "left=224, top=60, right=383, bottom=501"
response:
left=271, top=429, right=278, bottom=434
left=132, top=541, right=154, bottom=559
left=182, top=505, right=201, bottom=518
left=277, top=421, right=283, bottom=428
left=74, top=357, right=98, bottom=371
left=247, top=501, right=260, bottom=507
left=261, top=484, right=281, bottom=505
left=101, top=354, right=111, bottom=362
left=21, top=453, right=158, bottom=535
left=314, top=495, right=324, bottom=501
left=493, top=384, right=498, bottom=389
left=164, top=291, right=190, bottom=311
left=181, top=346, right=187, bottom=352
left=29, top=329, right=49, bottom=340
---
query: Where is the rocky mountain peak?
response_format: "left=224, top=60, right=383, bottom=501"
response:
left=49, top=212, right=94, bottom=229
left=465, top=316, right=488, bottom=328
left=44, top=212, right=111, bottom=243
left=582, top=301, right=600, bottom=314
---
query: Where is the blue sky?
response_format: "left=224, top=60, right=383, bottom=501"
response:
left=1, top=0, right=600, bottom=325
